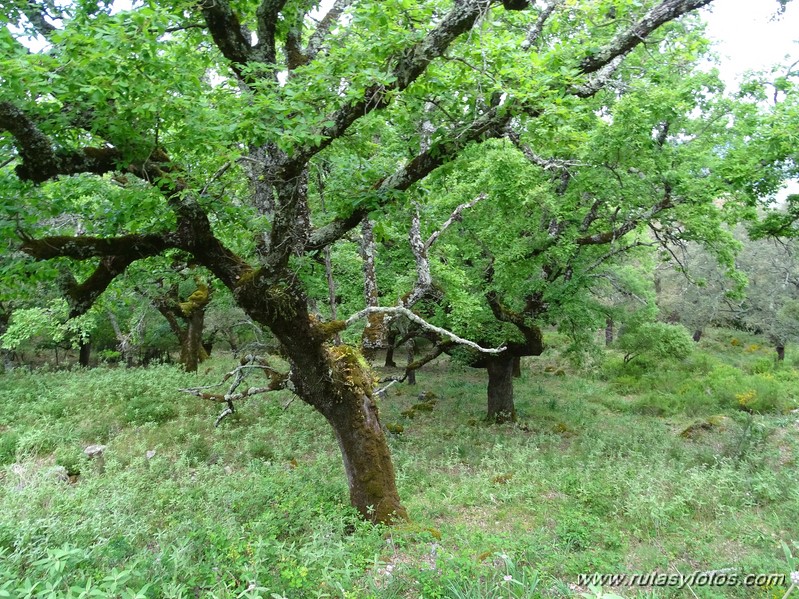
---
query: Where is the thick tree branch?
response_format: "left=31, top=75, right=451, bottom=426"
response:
left=20, top=233, right=175, bottom=261
left=58, top=256, right=137, bottom=317
left=288, top=0, right=495, bottom=167
left=255, top=0, right=287, bottom=65
left=198, top=0, right=256, bottom=74
left=0, top=101, right=121, bottom=183
left=306, top=108, right=512, bottom=250
left=578, top=0, right=713, bottom=75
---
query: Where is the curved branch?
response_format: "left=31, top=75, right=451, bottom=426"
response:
left=20, top=232, right=175, bottom=261
left=59, top=256, right=137, bottom=317
left=288, top=0, right=495, bottom=167
left=0, top=101, right=121, bottom=183
left=306, top=108, right=512, bottom=250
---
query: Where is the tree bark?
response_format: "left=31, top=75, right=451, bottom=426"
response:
left=384, top=330, right=397, bottom=367
left=406, top=340, right=416, bottom=385
left=154, top=282, right=210, bottom=373
left=323, top=387, right=407, bottom=523
left=360, top=219, right=386, bottom=358
left=486, top=355, right=516, bottom=423
left=512, top=355, right=522, bottom=378
left=181, top=308, right=208, bottom=373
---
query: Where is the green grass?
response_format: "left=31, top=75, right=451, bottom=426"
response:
left=0, top=329, right=798, bottom=597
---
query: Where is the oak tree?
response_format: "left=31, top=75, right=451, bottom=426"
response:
left=2, top=0, right=725, bottom=522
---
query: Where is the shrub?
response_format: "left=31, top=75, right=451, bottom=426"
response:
left=617, top=322, right=694, bottom=365
left=54, top=446, right=85, bottom=477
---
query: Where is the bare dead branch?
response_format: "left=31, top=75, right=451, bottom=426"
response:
left=345, top=306, right=505, bottom=354
left=180, top=355, right=290, bottom=426
left=425, top=193, right=488, bottom=251
left=521, top=0, right=561, bottom=49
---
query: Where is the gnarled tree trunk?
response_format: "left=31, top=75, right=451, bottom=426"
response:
left=240, top=286, right=408, bottom=523
left=323, top=386, right=406, bottom=523
left=182, top=307, right=207, bottom=373
left=154, top=282, right=211, bottom=373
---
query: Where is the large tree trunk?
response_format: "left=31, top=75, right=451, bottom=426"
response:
left=235, top=282, right=408, bottom=524
left=486, top=356, right=516, bottom=423
left=323, top=385, right=407, bottom=523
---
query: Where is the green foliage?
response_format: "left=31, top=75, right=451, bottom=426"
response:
left=0, top=432, right=18, bottom=466
left=54, top=446, right=85, bottom=477
left=617, top=322, right=694, bottom=365
left=1, top=300, right=97, bottom=351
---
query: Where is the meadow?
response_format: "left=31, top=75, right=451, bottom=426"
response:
left=0, top=328, right=798, bottom=598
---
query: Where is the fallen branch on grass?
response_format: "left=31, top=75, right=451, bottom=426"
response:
left=179, top=355, right=289, bottom=426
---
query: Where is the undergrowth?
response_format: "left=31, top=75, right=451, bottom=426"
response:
left=0, top=328, right=797, bottom=597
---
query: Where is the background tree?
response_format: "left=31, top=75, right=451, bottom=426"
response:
left=377, top=41, right=760, bottom=421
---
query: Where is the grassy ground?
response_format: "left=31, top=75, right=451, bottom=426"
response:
left=0, top=328, right=798, bottom=598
